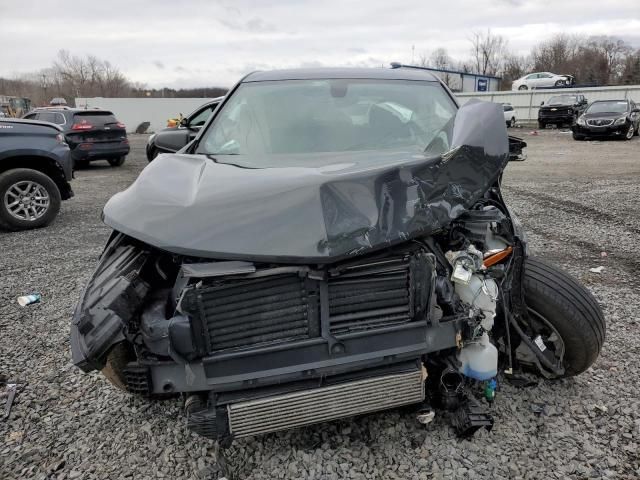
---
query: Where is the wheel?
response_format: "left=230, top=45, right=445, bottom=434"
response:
left=523, top=257, right=605, bottom=377
left=74, top=159, right=89, bottom=169
left=634, top=124, right=639, bottom=136
left=572, top=132, right=585, bottom=141
left=0, top=168, right=61, bottom=231
left=108, top=156, right=126, bottom=167
left=624, top=123, right=634, bottom=140
left=506, top=119, right=513, bottom=128
left=518, top=85, right=528, bottom=90
left=538, top=121, right=546, bottom=129
left=148, top=148, right=159, bottom=162
left=554, top=80, right=565, bottom=87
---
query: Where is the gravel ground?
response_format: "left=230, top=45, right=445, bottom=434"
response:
left=1, top=131, right=639, bottom=479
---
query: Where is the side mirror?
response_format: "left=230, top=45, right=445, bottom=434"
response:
left=180, top=117, right=189, bottom=127
left=540, top=101, right=544, bottom=106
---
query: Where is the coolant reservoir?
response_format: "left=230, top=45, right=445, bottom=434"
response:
left=457, top=333, right=498, bottom=381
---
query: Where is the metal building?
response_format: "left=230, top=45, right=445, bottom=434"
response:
left=390, top=63, right=501, bottom=93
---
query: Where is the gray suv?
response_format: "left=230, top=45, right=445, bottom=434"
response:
left=0, top=118, right=73, bottom=230
left=24, top=107, right=129, bottom=168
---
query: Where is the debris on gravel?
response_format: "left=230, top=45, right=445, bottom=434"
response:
left=1, top=132, right=639, bottom=479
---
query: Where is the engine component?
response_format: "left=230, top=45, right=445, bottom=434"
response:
left=457, top=332, right=498, bottom=381
left=226, top=368, right=425, bottom=438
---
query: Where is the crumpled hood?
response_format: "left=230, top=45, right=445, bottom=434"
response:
left=103, top=101, right=509, bottom=263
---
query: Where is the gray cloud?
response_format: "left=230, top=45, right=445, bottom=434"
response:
left=0, top=0, right=638, bottom=88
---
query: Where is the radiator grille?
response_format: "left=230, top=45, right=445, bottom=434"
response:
left=328, top=257, right=412, bottom=334
left=228, top=369, right=424, bottom=437
left=587, top=118, right=613, bottom=127
left=200, top=275, right=311, bottom=350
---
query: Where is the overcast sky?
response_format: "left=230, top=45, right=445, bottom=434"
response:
left=1, top=0, right=639, bottom=88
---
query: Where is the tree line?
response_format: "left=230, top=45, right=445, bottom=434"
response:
left=0, top=50, right=227, bottom=107
left=419, top=31, right=640, bottom=89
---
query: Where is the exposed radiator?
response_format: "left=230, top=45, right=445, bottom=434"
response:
left=227, top=368, right=425, bottom=437
left=328, top=257, right=412, bottom=334
left=200, top=275, right=312, bottom=350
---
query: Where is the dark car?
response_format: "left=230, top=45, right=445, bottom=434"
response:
left=24, top=107, right=130, bottom=167
left=572, top=99, right=640, bottom=140
left=72, top=68, right=604, bottom=444
left=538, top=94, right=588, bottom=129
left=146, top=98, right=223, bottom=161
left=0, top=118, right=73, bottom=230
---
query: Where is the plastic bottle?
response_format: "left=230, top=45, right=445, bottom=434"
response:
left=457, top=332, right=498, bottom=381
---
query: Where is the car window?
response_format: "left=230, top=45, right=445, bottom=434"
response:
left=196, top=79, right=458, bottom=165
left=189, top=105, right=216, bottom=127
left=526, top=74, right=537, bottom=80
left=586, top=101, right=629, bottom=114
left=37, top=112, right=58, bottom=123
left=73, top=111, right=118, bottom=126
left=54, top=113, right=66, bottom=125
left=24, top=113, right=37, bottom=120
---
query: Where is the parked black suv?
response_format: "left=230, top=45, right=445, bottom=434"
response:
left=572, top=99, right=640, bottom=140
left=24, top=107, right=130, bottom=167
left=146, top=98, right=222, bottom=161
left=0, top=118, right=73, bottom=230
left=538, top=94, right=588, bottom=128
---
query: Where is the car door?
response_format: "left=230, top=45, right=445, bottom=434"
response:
left=537, top=73, right=554, bottom=88
left=154, top=103, right=217, bottom=153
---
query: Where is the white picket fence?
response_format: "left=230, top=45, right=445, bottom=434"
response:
left=455, top=85, right=640, bottom=122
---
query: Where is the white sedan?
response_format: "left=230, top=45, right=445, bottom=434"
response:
left=512, top=72, right=573, bottom=91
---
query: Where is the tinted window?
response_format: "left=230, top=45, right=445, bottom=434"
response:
left=197, top=79, right=457, bottom=164
left=503, top=105, right=513, bottom=112
left=37, top=112, right=58, bottom=123
left=548, top=95, right=577, bottom=104
left=586, top=101, right=629, bottom=114
left=73, top=111, right=117, bottom=126
left=189, top=105, right=216, bottom=127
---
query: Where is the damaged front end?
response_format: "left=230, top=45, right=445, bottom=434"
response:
left=72, top=80, right=603, bottom=443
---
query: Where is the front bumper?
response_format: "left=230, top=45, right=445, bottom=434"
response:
left=538, top=112, right=574, bottom=124
left=572, top=123, right=629, bottom=137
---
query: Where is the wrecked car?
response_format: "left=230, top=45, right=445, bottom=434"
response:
left=71, top=67, right=605, bottom=444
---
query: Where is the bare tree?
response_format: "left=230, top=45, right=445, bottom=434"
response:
left=469, top=29, right=508, bottom=76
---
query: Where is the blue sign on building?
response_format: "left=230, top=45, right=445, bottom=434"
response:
left=477, top=78, right=488, bottom=92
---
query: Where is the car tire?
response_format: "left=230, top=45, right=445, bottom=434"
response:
left=634, top=125, right=639, bottom=136
left=554, top=80, right=565, bottom=87
left=538, top=121, right=546, bottom=129
left=572, top=133, right=585, bottom=140
left=523, top=257, right=605, bottom=377
left=148, top=147, right=159, bottom=162
left=506, top=119, right=513, bottom=128
left=74, top=159, right=90, bottom=169
left=108, top=156, right=126, bottom=167
left=624, top=124, right=634, bottom=140
left=518, top=85, right=528, bottom=90
left=0, top=168, right=62, bottom=231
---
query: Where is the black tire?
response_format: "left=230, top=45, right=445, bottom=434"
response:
left=108, top=156, right=126, bottom=167
left=538, top=121, right=546, bottom=129
left=148, top=148, right=159, bottom=162
left=572, top=132, right=585, bottom=141
left=554, top=80, right=565, bottom=87
left=634, top=125, right=639, bottom=136
left=518, top=85, right=528, bottom=90
left=506, top=119, right=513, bottom=128
left=523, top=257, right=605, bottom=377
left=624, top=124, right=634, bottom=140
left=74, top=158, right=89, bottom=169
left=0, top=168, right=61, bottom=231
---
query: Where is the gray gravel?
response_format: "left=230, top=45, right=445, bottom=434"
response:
left=1, top=131, right=639, bottom=479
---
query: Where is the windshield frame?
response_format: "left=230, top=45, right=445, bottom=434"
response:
left=192, top=77, right=458, bottom=162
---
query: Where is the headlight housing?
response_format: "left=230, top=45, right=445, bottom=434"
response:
left=576, top=116, right=586, bottom=126
left=613, top=116, right=627, bottom=126
left=147, top=133, right=157, bottom=144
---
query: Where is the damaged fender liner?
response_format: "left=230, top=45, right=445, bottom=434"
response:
left=101, top=101, right=510, bottom=264
left=71, top=237, right=150, bottom=372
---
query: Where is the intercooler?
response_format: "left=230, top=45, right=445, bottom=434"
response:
left=227, top=368, right=425, bottom=437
